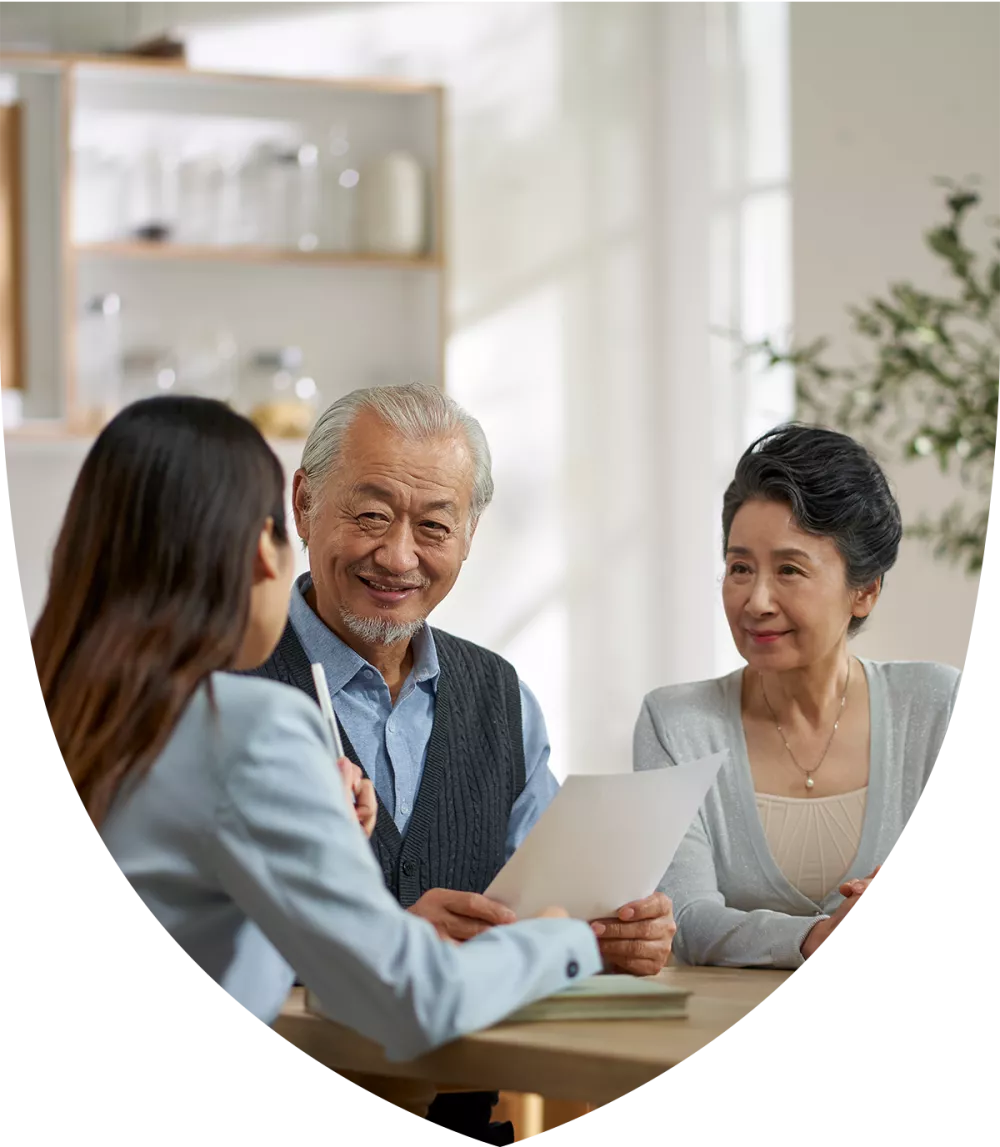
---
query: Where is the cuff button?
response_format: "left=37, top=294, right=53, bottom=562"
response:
left=566, top=960, right=580, bottom=978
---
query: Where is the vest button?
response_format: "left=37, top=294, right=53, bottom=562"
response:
left=401, top=860, right=413, bottom=877
left=566, top=960, right=580, bottom=979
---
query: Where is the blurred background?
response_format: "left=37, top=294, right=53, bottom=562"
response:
left=2, top=2, right=997, bottom=782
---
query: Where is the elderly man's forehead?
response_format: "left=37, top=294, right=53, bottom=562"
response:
left=350, top=479, right=461, bottom=512
left=340, top=413, right=473, bottom=468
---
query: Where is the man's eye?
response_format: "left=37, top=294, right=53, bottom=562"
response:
left=358, top=513, right=387, bottom=524
left=728, top=563, right=751, bottom=575
left=421, top=521, right=448, bottom=534
left=779, top=565, right=803, bottom=576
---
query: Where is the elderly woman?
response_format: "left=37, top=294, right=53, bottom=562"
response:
left=635, top=424, right=960, bottom=968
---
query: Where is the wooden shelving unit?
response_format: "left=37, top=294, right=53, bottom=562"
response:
left=0, top=51, right=448, bottom=435
left=74, top=240, right=443, bottom=270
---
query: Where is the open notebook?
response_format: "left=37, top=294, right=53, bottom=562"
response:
left=305, top=974, right=689, bottom=1028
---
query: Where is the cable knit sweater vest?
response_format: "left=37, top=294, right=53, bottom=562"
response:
left=246, top=621, right=526, bottom=906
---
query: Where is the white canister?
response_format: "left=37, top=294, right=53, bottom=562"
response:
left=358, top=151, right=427, bottom=257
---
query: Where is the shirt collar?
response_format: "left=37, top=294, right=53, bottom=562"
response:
left=288, top=572, right=440, bottom=694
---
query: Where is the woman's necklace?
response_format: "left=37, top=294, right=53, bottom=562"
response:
left=759, top=659, right=851, bottom=793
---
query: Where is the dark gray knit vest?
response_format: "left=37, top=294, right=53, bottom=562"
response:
left=246, top=621, right=526, bottom=907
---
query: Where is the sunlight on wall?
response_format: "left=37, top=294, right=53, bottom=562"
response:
left=707, top=1, right=793, bottom=677
left=186, top=2, right=793, bottom=776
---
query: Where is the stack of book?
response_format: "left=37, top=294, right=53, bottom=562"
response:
left=498, top=975, right=690, bottom=1023
left=304, top=975, right=689, bottom=1027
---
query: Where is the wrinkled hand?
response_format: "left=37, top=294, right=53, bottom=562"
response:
left=801, top=866, right=881, bottom=959
left=407, top=888, right=517, bottom=942
left=336, top=757, right=378, bottom=838
left=590, top=892, right=676, bottom=977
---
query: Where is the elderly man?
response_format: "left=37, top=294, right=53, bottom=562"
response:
left=250, top=382, right=673, bottom=1141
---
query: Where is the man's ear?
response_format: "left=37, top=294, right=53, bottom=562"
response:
left=292, top=469, right=311, bottom=546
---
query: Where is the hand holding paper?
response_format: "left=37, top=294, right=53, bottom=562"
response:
left=590, top=890, right=677, bottom=977
left=485, top=752, right=726, bottom=923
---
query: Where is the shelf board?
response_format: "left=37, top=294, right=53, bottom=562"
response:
left=3, top=422, right=90, bottom=443
left=1, top=51, right=445, bottom=97
left=4, top=422, right=311, bottom=447
left=73, top=241, right=441, bottom=270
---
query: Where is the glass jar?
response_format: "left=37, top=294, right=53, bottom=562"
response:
left=173, top=331, right=239, bottom=403
left=176, top=156, right=223, bottom=246
left=237, top=143, right=273, bottom=246
left=75, top=293, right=123, bottom=432
left=295, top=142, right=321, bottom=251
left=120, top=347, right=178, bottom=406
left=214, top=149, right=244, bottom=247
left=252, top=145, right=323, bottom=250
left=322, top=125, right=359, bottom=252
left=264, top=149, right=298, bottom=249
left=125, top=148, right=177, bottom=243
left=240, top=347, right=318, bottom=438
left=358, top=151, right=426, bottom=256
left=73, top=148, right=125, bottom=243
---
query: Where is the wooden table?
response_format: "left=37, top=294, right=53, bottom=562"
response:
left=274, top=966, right=790, bottom=1108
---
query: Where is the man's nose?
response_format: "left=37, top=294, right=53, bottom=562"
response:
left=374, top=521, right=421, bottom=574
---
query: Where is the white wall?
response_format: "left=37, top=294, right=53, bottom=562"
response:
left=3, top=434, right=310, bottom=630
left=5, top=3, right=766, bottom=782
left=4, top=1, right=994, bottom=779
left=790, top=1, right=998, bottom=669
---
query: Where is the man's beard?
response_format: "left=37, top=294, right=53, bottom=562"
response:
left=339, top=607, right=427, bottom=646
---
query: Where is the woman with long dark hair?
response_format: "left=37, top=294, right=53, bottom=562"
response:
left=33, top=396, right=599, bottom=1059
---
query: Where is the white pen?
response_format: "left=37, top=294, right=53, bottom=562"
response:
left=310, top=662, right=346, bottom=760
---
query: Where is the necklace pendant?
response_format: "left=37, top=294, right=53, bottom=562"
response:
left=805, top=776, right=815, bottom=790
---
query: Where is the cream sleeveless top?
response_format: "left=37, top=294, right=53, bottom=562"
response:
left=754, top=787, right=869, bottom=902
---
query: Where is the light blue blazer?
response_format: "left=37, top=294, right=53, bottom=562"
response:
left=100, top=673, right=600, bottom=1061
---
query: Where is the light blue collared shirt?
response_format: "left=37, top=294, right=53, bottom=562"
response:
left=101, top=673, right=602, bottom=1057
left=288, top=574, right=557, bottom=860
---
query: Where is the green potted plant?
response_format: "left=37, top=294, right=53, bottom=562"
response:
left=746, top=180, right=998, bottom=575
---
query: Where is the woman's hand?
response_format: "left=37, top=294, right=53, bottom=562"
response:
left=801, top=866, right=881, bottom=959
left=336, top=757, right=378, bottom=838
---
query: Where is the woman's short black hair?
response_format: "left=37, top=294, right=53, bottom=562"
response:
left=721, top=424, right=902, bottom=635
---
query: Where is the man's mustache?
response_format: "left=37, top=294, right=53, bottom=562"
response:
left=350, top=567, right=430, bottom=591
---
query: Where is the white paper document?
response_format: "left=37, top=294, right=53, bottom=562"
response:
left=485, top=753, right=726, bottom=921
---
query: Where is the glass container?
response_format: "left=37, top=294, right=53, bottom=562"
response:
left=76, top=293, right=123, bottom=432
left=241, top=346, right=318, bottom=437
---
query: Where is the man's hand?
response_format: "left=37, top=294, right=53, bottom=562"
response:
left=407, top=888, right=517, bottom=942
left=801, top=866, right=881, bottom=959
left=336, top=758, right=378, bottom=839
left=590, top=891, right=676, bottom=977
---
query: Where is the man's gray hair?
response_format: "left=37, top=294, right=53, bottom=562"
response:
left=300, top=381, right=495, bottom=526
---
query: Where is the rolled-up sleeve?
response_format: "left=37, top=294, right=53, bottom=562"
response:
left=504, top=679, right=560, bottom=861
left=207, top=697, right=601, bottom=1060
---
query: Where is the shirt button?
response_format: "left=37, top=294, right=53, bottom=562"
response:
left=400, top=804, right=410, bottom=816
left=566, top=960, right=580, bottom=979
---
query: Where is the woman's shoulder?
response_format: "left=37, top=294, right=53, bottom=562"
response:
left=635, top=670, right=743, bottom=772
left=862, top=658, right=961, bottom=704
left=636, top=671, right=743, bottom=767
left=641, top=669, right=742, bottom=724
left=179, top=673, right=328, bottom=758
